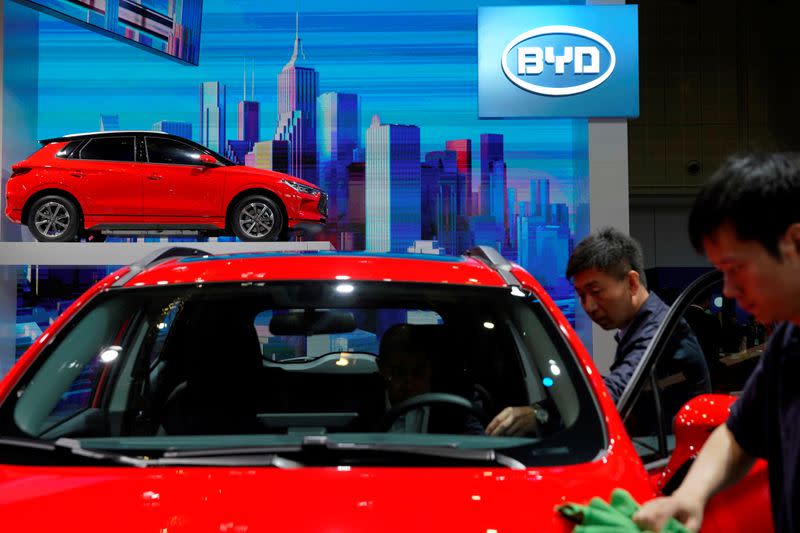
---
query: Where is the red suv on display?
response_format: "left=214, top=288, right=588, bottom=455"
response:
left=0, top=247, right=770, bottom=532
left=4, top=131, right=327, bottom=242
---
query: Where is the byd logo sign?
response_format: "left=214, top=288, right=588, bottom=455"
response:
left=501, top=26, right=616, bottom=97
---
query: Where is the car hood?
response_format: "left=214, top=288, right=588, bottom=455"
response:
left=0, top=462, right=654, bottom=532
left=225, top=165, right=319, bottom=189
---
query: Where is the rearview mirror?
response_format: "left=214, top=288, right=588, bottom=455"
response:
left=199, top=154, right=219, bottom=167
left=658, top=394, right=735, bottom=494
left=269, top=310, right=357, bottom=336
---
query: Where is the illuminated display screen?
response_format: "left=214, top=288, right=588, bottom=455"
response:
left=14, top=0, right=202, bottom=65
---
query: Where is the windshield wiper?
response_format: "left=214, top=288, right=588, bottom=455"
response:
left=319, top=440, right=526, bottom=469
left=0, top=437, right=147, bottom=467
left=0, top=437, right=302, bottom=469
left=155, top=454, right=303, bottom=468
left=164, top=436, right=526, bottom=469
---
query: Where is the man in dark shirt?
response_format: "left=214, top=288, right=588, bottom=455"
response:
left=485, top=228, right=710, bottom=436
left=634, top=152, right=800, bottom=533
left=568, top=228, right=709, bottom=404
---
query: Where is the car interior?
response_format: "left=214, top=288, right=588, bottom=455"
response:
left=6, top=282, right=604, bottom=467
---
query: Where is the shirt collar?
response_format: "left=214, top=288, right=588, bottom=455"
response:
left=616, top=292, right=659, bottom=344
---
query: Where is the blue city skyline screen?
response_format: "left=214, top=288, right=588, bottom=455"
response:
left=33, top=0, right=588, bottom=307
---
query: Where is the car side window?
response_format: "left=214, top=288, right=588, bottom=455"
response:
left=55, top=140, right=82, bottom=159
left=702, top=292, right=768, bottom=396
left=148, top=299, right=184, bottom=368
left=43, top=358, right=105, bottom=430
left=145, top=136, right=205, bottom=166
left=78, top=136, right=136, bottom=162
left=13, top=296, right=135, bottom=437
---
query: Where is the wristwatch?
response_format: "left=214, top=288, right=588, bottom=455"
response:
left=531, top=403, right=551, bottom=430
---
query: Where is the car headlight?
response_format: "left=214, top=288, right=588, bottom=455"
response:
left=281, top=179, right=320, bottom=196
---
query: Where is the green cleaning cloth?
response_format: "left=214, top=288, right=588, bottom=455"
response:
left=556, top=489, right=690, bottom=533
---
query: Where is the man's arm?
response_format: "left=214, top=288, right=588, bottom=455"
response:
left=633, top=424, right=756, bottom=532
left=485, top=405, right=536, bottom=436
left=603, top=337, right=648, bottom=402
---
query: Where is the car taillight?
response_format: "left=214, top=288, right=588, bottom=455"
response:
left=10, top=167, right=31, bottom=178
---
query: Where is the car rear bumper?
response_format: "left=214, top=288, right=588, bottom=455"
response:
left=5, top=180, right=25, bottom=223
left=5, top=206, right=22, bottom=224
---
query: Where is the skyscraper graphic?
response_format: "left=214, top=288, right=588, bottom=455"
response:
left=516, top=174, right=571, bottom=294
left=535, top=178, right=550, bottom=218
left=518, top=224, right=570, bottom=291
left=480, top=134, right=504, bottom=216
left=345, top=161, right=367, bottom=251
left=517, top=201, right=528, bottom=217
left=469, top=216, right=501, bottom=252
left=527, top=179, right=548, bottom=225
left=508, top=188, right=518, bottom=251
left=245, top=140, right=289, bottom=173
left=423, top=150, right=458, bottom=245
left=275, top=12, right=319, bottom=183
left=100, top=114, right=119, bottom=131
left=444, top=139, right=471, bottom=216
left=200, top=81, right=226, bottom=153
left=318, top=92, right=359, bottom=222
left=420, top=164, right=439, bottom=240
left=238, top=60, right=260, bottom=144
left=153, top=120, right=192, bottom=140
left=550, top=203, right=569, bottom=227
left=365, top=115, right=421, bottom=253
left=226, top=140, right=254, bottom=164
left=488, top=159, right=507, bottom=243
left=239, top=102, right=260, bottom=144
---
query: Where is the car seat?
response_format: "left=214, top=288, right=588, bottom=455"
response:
left=160, top=306, right=264, bottom=435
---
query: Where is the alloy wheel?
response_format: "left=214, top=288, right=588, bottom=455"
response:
left=238, top=201, right=275, bottom=239
left=33, top=201, right=71, bottom=239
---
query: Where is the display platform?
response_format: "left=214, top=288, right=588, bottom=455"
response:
left=0, top=241, right=334, bottom=266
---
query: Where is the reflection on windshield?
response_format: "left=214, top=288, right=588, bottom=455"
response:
left=3, top=282, right=604, bottom=467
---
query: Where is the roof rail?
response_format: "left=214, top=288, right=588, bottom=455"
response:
left=113, top=246, right=210, bottom=287
left=39, top=130, right=182, bottom=145
left=463, top=245, right=520, bottom=287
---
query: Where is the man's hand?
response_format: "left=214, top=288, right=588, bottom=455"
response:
left=485, top=406, right=537, bottom=436
left=632, top=493, right=704, bottom=533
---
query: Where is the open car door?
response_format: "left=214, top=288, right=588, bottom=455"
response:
left=616, top=270, right=773, bottom=532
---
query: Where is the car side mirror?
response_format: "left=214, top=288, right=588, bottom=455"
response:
left=658, top=394, right=736, bottom=494
left=199, top=154, right=219, bottom=167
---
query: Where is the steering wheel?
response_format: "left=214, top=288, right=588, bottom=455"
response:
left=378, top=392, right=490, bottom=431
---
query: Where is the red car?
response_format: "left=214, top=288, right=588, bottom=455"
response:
left=4, top=131, right=327, bottom=242
left=0, top=248, right=770, bottom=532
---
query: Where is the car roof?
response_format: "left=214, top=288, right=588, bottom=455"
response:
left=119, top=251, right=514, bottom=289
left=39, top=130, right=186, bottom=145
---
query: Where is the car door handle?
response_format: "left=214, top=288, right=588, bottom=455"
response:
left=69, top=171, right=83, bottom=178
left=147, top=175, right=163, bottom=181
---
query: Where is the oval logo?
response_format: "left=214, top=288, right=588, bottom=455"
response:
left=501, top=25, right=616, bottom=97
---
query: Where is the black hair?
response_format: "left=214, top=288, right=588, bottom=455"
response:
left=565, top=227, right=647, bottom=288
left=688, top=152, right=800, bottom=257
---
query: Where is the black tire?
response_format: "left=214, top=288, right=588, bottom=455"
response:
left=27, top=195, right=80, bottom=242
left=231, top=195, right=284, bottom=242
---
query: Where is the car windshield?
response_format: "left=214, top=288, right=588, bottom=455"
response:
left=0, top=281, right=604, bottom=467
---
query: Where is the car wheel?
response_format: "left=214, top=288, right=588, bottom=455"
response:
left=231, top=195, right=284, bottom=242
left=27, top=195, right=80, bottom=242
